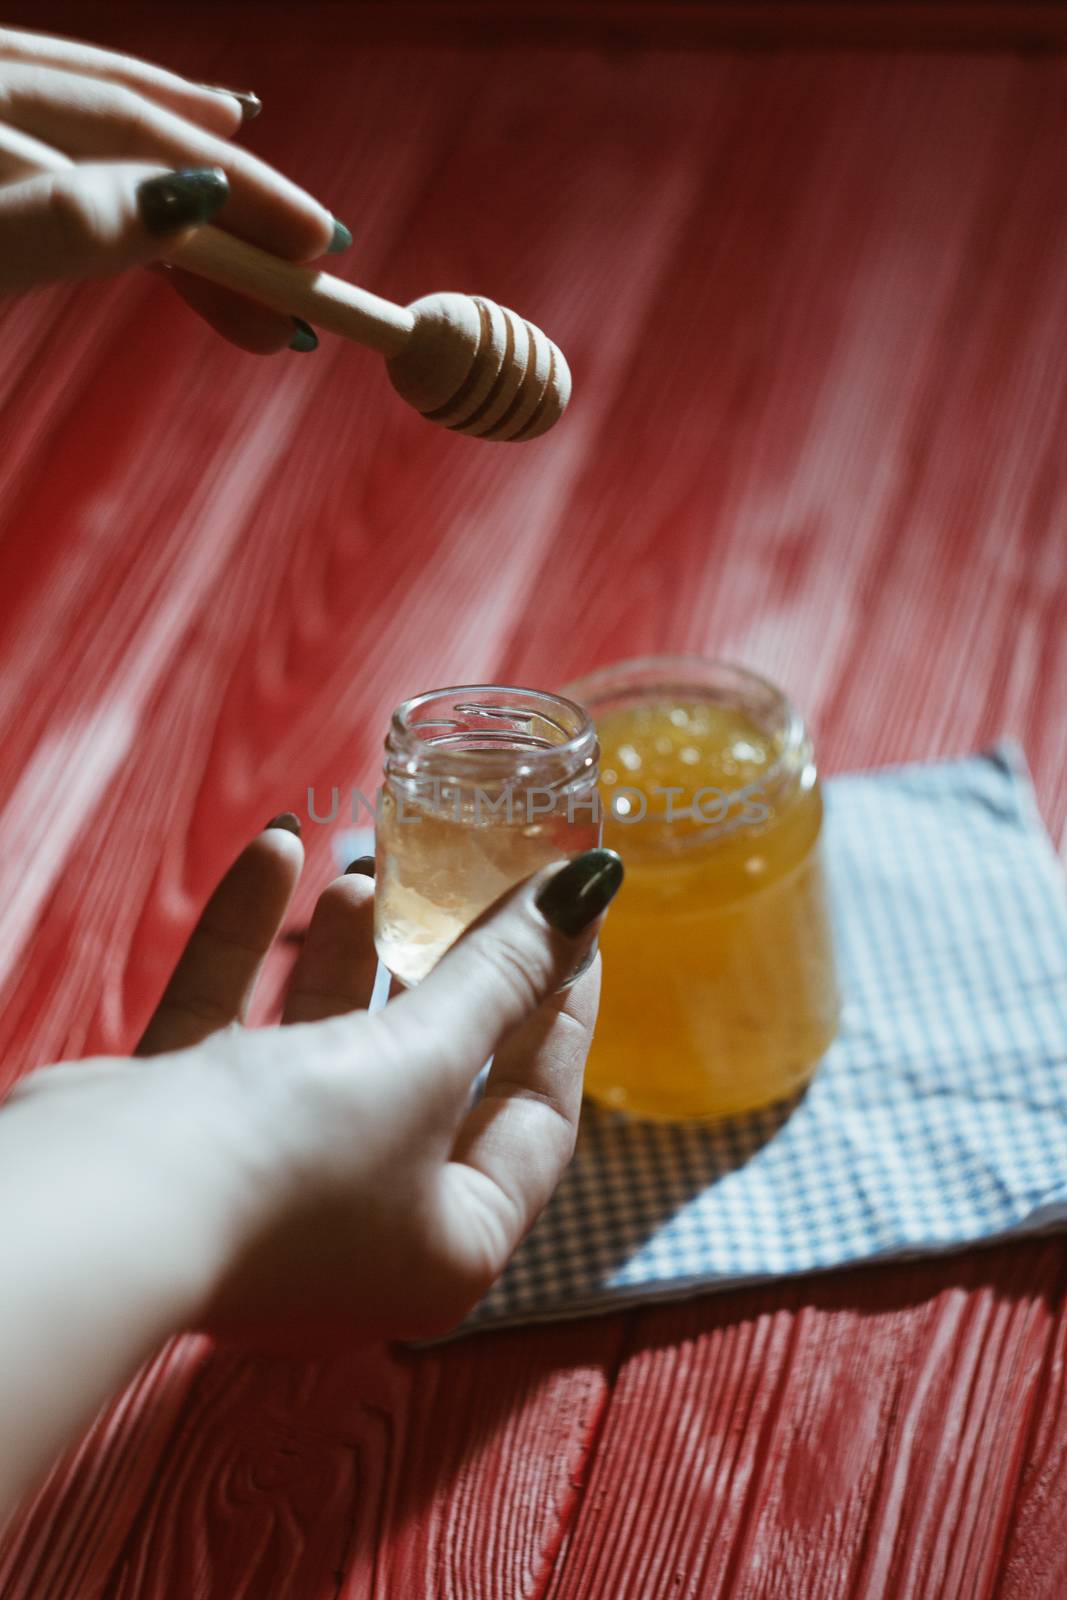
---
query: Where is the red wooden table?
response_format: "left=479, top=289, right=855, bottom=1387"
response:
left=1, top=4, right=1066, bottom=1595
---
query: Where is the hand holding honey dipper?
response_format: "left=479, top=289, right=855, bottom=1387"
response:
left=0, top=23, right=570, bottom=439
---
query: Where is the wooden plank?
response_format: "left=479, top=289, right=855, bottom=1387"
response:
left=12, top=2, right=1067, bottom=53
left=99, top=1324, right=622, bottom=1599
left=545, top=1244, right=1067, bottom=1599
left=999, top=1288, right=1067, bottom=1600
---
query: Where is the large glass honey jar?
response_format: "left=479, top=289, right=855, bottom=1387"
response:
left=564, top=657, right=840, bottom=1121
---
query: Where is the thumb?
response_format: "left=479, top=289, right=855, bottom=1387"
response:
left=0, top=162, right=227, bottom=293
left=378, top=847, right=624, bottom=1093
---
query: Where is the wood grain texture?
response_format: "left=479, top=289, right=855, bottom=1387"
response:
left=0, top=5, right=1065, bottom=1596
left=23, top=2, right=1067, bottom=51
left=546, top=1246, right=1067, bottom=1599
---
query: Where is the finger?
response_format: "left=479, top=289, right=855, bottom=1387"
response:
left=0, top=118, right=69, bottom=182
left=0, top=162, right=228, bottom=291
left=154, top=264, right=302, bottom=354
left=445, top=953, right=599, bottom=1253
left=379, top=849, right=623, bottom=1103
left=0, top=63, right=335, bottom=258
left=137, top=821, right=304, bottom=1056
left=0, top=25, right=248, bottom=135
left=282, top=874, right=379, bottom=1024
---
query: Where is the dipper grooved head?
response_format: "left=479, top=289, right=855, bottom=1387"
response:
left=386, top=292, right=571, bottom=442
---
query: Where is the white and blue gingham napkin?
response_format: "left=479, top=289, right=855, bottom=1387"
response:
left=335, top=744, right=1067, bottom=1334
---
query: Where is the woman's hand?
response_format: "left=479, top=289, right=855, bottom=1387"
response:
left=0, top=819, right=620, bottom=1517
left=143, top=820, right=619, bottom=1344
left=0, top=25, right=348, bottom=351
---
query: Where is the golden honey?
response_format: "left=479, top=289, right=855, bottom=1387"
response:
left=565, top=659, right=839, bottom=1121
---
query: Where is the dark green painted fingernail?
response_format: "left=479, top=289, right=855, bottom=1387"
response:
left=328, top=217, right=353, bottom=253
left=138, top=166, right=228, bottom=236
left=266, top=811, right=301, bottom=836
left=345, top=855, right=376, bottom=877
left=535, top=848, right=623, bottom=937
left=289, top=317, right=318, bottom=353
left=195, top=83, right=262, bottom=121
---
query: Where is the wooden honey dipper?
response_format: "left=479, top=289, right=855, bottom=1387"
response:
left=13, top=142, right=571, bottom=443
left=174, top=228, right=572, bottom=442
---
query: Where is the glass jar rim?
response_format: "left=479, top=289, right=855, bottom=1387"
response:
left=561, top=654, right=812, bottom=830
left=386, top=682, right=598, bottom=788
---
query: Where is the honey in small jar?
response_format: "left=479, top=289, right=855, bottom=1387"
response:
left=375, top=685, right=601, bottom=986
left=563, top=657, right=839, bottom=1121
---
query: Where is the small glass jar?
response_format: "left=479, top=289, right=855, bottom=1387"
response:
left=374, top=684, right=601, bottom=986
left=562, top=656, right=840, bottom=1121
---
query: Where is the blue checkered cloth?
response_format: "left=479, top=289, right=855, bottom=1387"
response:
left=335, top=744, right=1067, bottom=1334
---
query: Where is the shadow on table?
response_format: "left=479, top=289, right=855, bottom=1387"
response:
left=459, top=1081, right=813, bottom=1331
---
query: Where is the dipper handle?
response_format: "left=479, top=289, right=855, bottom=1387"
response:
left=3, top=138, right=416, bottom=356
left=171, top=226, right=414, bottom=356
